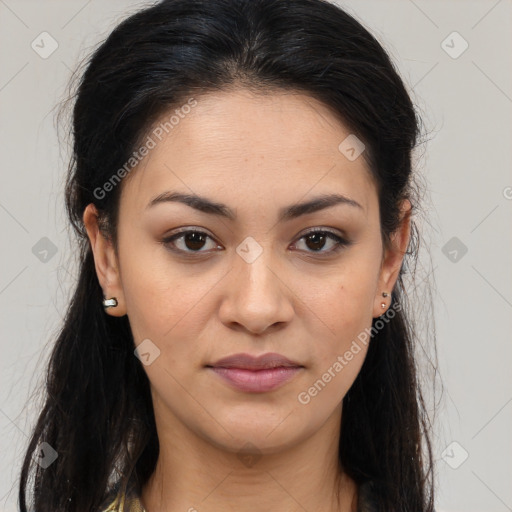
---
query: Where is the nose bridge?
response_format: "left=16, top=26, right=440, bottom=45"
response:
left=234, top=235, right=279, bottom=299
left=219, top=235, right=293, bottom=332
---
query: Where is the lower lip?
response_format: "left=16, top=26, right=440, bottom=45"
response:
left=209, top=366, right=302, bottom=393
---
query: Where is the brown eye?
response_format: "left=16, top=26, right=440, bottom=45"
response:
left=162, top=230, right=221, bottom=254
left=305, top=232, right=328, bottom=251
left=181, top=232, right=207, bottom=251
left=292, top=229, right=350, bottom=255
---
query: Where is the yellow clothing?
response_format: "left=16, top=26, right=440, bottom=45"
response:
left=99, top=476, right=146, bottom=512
left=99, top=476, right=377, bottom=511
left=101, top=493, right=146, bottom=512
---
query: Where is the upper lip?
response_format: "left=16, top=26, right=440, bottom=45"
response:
left=207, top=352, right=303, bottom=370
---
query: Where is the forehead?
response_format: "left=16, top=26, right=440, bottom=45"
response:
left=121, top=88, right=376, bottom=217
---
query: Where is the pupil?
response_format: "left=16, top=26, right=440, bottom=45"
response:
left=185, top=232, right=206, bottom=250
left=306, top=233, right=326, bottom=251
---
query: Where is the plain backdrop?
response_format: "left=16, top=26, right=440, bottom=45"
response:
left=0, top=1, right=511, bottom=511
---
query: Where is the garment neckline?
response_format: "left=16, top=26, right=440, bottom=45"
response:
left=101, top=475, right=377, bottom=512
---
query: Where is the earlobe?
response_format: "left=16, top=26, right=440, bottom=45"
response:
left=101, top=295, right=127, bottom=317
left=373, top=290, right=391, bottom=318
left=83, top=203, right=127, bottom=317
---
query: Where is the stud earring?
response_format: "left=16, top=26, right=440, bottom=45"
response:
left=102, top=297, right=118, bottom=309
left=381, top=291, right=389, bottom=309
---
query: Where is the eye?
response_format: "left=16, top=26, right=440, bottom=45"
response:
left=291, top=228, right=350, bottom=256
left=161, top=229, right=221, bottom=254
left=161, top=227, right=351, bottom=256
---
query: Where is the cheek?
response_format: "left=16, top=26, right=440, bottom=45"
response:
left=309, top=287, right=371, bottom=375
left=306, top=258, right=378, bottom=339
left=117, top=232, right=207, bottom=330
left=300, top=286, right=371, bottom=410
left=301, top=256, right=378, bottom=384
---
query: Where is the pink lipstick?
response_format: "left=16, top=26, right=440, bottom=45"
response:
left=206, top=352, right=303, bottom=393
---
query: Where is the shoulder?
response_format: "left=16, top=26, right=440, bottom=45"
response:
left=98, top=493, right=146, bottom=512
left=97, top=487, right=121, bottom=512
left=97, top=478, right=146, bottom=512
left=97, top=483, right=123, bottom=512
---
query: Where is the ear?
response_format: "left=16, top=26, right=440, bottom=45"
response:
left=83, top=203, right=127, bottom=317
left=373, top=199, right=412, bottom=318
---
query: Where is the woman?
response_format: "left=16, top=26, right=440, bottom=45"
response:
left=18, top=0, right=437, bottom=511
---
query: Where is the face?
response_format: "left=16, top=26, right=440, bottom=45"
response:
left=84, top=88, right=410, bottom=456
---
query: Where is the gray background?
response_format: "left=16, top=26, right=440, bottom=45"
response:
left=1, top=1, right=511, bottom=511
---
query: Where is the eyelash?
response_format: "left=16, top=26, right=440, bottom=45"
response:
left=160, top=227, right=351, bottom=257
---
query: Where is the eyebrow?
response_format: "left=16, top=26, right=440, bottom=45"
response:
left=145, top=191, right=363, bottom=222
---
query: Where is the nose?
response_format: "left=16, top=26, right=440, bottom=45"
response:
left=218, top=246, right=294, bottom=335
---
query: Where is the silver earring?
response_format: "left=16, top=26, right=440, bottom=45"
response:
left=381, top=291, right=389, bottom=309
left=103, top=297, right=118, bottom=308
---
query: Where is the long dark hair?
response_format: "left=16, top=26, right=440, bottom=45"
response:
left=18, top=0, right=440, bottom=510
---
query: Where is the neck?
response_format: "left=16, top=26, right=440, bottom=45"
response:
left=140, top=403, right=358, bottom=512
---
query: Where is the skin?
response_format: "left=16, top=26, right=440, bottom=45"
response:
left=84, top=88, right=411, bottom=512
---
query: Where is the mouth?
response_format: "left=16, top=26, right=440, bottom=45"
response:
left=206, top=352, right=304, bottom=393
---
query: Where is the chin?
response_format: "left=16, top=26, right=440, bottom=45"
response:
left=197, top=409, right=313, bottom=455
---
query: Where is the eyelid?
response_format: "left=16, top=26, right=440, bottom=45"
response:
left=295, top=226, right=347, bottom=239
left=164, top=226, right=215, bottom=238
left=162, top=225, right=347, bottom=240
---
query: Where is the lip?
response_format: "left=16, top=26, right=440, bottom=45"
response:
left=206, top=352, right=304, bottom=393
left=208, top=352, right=303, bottom=370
